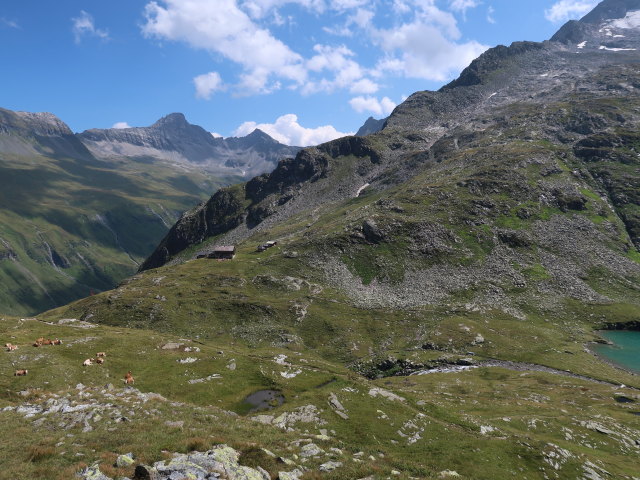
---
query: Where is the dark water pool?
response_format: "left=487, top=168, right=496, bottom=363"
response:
left=241, top=389, right=284, bottom=414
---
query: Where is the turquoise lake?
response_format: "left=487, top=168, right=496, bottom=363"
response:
left=593, top=331, right=640, bottom=374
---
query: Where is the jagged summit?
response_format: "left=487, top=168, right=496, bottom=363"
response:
left=356, top=117, right=386, bottom=137
left=151, top=112, right=188, bottom=127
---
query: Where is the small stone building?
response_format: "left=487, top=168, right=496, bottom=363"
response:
left=208, top=246, right=236, bottom=260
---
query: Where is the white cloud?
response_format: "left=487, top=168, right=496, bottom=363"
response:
left=350, top=78, right=379, bottom=94
left=544, top=1, right=597, bottom=23
left=486, top=6, right=496, bottom=24
left=140, top=0, right=488, bottom=100
left=330, top=0, right=370, bottom=9
left=112, top=122, right=131, bottom=129
left=449, top=0, right=481, bottom=15
left=349, top=96, right=396, bottom=116
left=373, top=19, right=487, bottom=82
left=233, top=113, right=351, bottom=146
left=241, top=0, right=326, bottom=18
left=142, top=0, right=306, bottom=94
left=210, top=132, right=223, bottom=138
left=194, top=72, right=224, bottom=99
left=72, top=11, right=109, bottom=44
left=303, top=44, right=376, bottom=94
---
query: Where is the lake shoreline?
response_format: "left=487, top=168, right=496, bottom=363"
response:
left=586, top=330, right=640, bottom=378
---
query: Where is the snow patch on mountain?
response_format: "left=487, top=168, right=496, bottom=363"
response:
left=606, top=9, right=640, bottom=29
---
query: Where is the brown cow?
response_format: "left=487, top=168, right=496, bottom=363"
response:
left=95, top=357, right=105, bottom=365
left=42, top=339, right=53, bottom=346
left=36, top=337, right=44, bottom=344
left=52, top=339, right=62, bottom=345
left=124, top=371, right=134, bottom=385
left=32, top=342, right=41, bottom=348
left=14, top=369, right=28, bottom=376
left=96, top=352, right=106, bottom=357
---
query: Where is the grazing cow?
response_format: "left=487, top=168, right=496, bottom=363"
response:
left=6, top=344, right=17, bottom=351
left=96, top=357, right=104, bottom=365
left=14, top=369, right=28, bottom=376
left=82, top=358, right=93, bottom=366
left=124, top=371, right=134, bottom=385
left=52, top=339, right=62, bottom=345
left=96, top=352, right=106, bottom=357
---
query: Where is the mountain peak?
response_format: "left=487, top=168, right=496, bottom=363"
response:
left=245, top=128, right=276, bottom=142
left=152, top=112, right=189, bottom=128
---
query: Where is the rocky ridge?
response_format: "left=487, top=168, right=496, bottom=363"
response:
left=78, top=113, right=301, bottom=178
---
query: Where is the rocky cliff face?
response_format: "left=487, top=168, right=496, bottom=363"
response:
left=78, top=113, right=301, bottom=177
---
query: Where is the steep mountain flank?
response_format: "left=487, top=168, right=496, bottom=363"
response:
left=78, top=113, right=301, bottom=177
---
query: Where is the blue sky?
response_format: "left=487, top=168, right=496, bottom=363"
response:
left=0, top=0, right=600, bottom=145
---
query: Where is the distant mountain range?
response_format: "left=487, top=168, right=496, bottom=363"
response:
left=0, top=108, right=301, bottom=315
left=78, top=113, right=301, bottom=178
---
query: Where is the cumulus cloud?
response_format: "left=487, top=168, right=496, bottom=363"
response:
left=349, top=95, right=396, bottom=116
left=365, top=1, right=488, bottom=82
left=141, top=0, right=382, bottom=95
left=303, top=44, right=377, bottom=94
left=142, top=0, right=306, bottom=94
left=544, top=0, right=597, bottom=23
left=373, top=21, right=487, bottom=82
left=233, top=113, right=351, bottom=146
left=72, top=11, right=109, bottom=44
left=194, top=72, right=224, bottom=99
left=140, top=0, right=489, bottom=99
left=112, top=122, right=131, bottom=129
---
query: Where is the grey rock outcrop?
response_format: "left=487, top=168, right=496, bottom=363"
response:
left=356, top=116, right=386, bottom=136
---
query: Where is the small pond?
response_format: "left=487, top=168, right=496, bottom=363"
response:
left=593, top=330, right=640, bottom=375
left=239, top=389, right=284, bottom=414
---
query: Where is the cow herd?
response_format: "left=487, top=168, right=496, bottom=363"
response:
left=5, top=338, right=134, bottom=384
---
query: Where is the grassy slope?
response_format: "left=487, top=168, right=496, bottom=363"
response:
left=0, top=151, right=239, bottom=316
left=1, top=314, right=638, bottom=480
